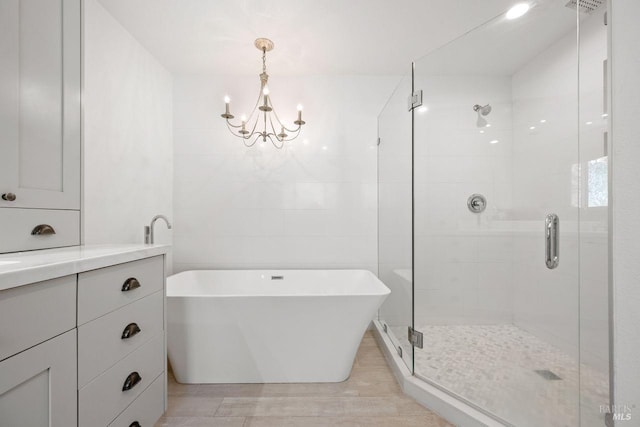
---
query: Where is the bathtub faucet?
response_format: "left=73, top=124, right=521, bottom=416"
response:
left=145, top=214, right=172, bottom=244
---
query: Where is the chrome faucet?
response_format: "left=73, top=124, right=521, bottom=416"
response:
left=145, top=215, right=172, bottom=244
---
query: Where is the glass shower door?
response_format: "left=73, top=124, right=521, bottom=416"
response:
left=411, top=1, right=590, bottom=425
left=378, top=72, right=414, bottom=372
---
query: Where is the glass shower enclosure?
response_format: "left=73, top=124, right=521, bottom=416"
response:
left=378, top=1, right=610, bottom=426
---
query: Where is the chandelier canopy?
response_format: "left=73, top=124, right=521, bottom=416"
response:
left=221, top=38, right=306, bottom=149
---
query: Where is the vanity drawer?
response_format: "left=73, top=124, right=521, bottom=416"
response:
left=108, top=373, right=164, bottom=427
left=79, top=333, right=164, bottom=427
left=78, top=256, right=164, bottom=324
left=78, top=291, right=164, bottom=388
left=0, top=208, right=80, bottom=254
left=0, top=275, right=76, bottom=361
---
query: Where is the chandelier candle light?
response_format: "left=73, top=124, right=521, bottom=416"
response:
left=221, top=38, right=306, bottom=149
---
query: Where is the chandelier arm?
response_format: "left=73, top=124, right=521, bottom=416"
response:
left=226, top=120, right=258, bottom=140
left=225, top=118, right=244, bottom=129
left=266, top=96, right=285, bottom=130
left=243, top=134, right=260, bottom=148
left=228, top=89, right=262, bottom=130
left=225, top=121, right=247, bottom=137
left=245, top=89, right=263, bottom=123
left=246, top=113, right=261, bottom=139
left=270, top=103, right=301, bottom=133
left=267, top=113, right=282, bottom=139
left=280, top=127, right=302, bottom=142
left=266, top=134, right=284, bottom=150
left=267, top=115, right=298, bottom=143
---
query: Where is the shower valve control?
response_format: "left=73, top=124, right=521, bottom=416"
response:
left=467, top=194, right=487, bottom=213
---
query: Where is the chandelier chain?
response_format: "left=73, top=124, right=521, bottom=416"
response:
left=262, top=48, right=266, bottom=74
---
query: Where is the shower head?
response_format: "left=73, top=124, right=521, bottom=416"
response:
left=473, top=104, right=492, bottom=116
left=565, top=0, right=604, bottom=14
left=473, top=104, right=491, bottom=127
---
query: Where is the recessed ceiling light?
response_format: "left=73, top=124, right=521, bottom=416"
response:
left=506, top=3, right=530, bottom=20
left=490, top=140, right=499, bottom=144
left=540, top=119, right=547, bottom=123
left=479, top=130, right=485, bottom=134
left=602, top=113, right=609, bottom=118
left=417, top=106, right=428, bottom=113
left=322, top=146, right=328, bottom=151
left=486, top=124, right=492, bottom=128
left=586, top=121, right=593, bottom=125
left=529, top=126, right=536, bottom=130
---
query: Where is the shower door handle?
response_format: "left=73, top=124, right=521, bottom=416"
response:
left=545, top=214, right=559, bottom=269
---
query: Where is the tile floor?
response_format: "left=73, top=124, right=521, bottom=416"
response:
left=156, top=331, right=453, bottom=427
left=390, top=324, right=609, bottom=427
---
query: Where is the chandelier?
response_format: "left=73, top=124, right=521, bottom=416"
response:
left=221, top=38, right=306, bottom=149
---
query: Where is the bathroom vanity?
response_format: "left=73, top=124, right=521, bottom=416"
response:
left=0, top=244, right=168, bottom=427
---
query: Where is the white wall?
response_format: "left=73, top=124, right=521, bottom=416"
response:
left=412, top=74, right=514, bottom=326
left=83, top=0, right=173, bottom=252
left=378, top=75, right=413, bottom=330
left=172, top=74, right=398, bottom=273
left=611, top=0, right=640, bottom=417
left=510, top=10, right=610, bottom=374
left=579, top=8, right=610, bottom=376
left=510, top=25, right=581, bottom=359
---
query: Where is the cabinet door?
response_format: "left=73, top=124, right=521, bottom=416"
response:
left=0, top=330, right=77, bottom=427
left=0, top=0, right=80, bottom=210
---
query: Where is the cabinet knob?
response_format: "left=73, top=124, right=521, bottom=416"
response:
left=122, top=371, right=142, bottom=391
left=2, top=193, right=16, bottom=201
left=121, top=277, right=141, bottom=292
left=31, top=224, right=56, bottom=235
left=121, top=322, right=141, bottom=339
left=130, top=422, right=141, bottom=427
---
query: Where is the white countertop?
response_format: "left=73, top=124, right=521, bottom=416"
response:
left=0, top=244, right=170, bottom=291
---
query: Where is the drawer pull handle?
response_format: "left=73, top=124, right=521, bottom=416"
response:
left=121, top=322, right=141, bottom=339
left=1, top=192, right=16, bottom=201
left=121, top=277, right=141, bottom=292
left=122, top=371, right=142, bottom=391
left=31, top=224, right=56, bottom=235
left=130, top=422, right=141, bottom=427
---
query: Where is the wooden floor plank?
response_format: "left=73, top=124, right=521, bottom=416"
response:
left=156, top=331, right=452, bottom=427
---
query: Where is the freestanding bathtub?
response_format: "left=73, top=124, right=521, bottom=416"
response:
left=167, top=269, right=390, bottom=383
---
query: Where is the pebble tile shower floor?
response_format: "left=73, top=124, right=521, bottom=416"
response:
left=392, top=324, right=609, bottom=427
left=156, top=331, right=452, bottom=427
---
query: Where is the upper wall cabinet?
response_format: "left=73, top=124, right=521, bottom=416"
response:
left=0, top=0, right=81, bottom=210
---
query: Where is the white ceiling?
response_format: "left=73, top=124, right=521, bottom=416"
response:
left=97, top=0, right=519, bottom=76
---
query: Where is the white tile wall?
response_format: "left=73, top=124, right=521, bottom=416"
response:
left=83, top=0, right=173, bottom=259
left=378, top=74, right=413, bottom=329
left=412, top=74, right=514, bottom=326
left=172, top=75, right=398, bottom=273
left=511, top=27, right=580, bottom=218
left=511, top=9, right=609, bottom=373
